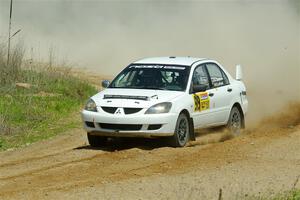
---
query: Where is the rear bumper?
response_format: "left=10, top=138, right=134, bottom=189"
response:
left=242, top=98, right=249, bottom=116
left=81, top=110, right=178, bottom=138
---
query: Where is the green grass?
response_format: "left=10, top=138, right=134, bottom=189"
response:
left=270, top=190, right=300, bottom=200
left=0, top=68, right=97, bottom=151
left=242, top=189, right=300, bottom=200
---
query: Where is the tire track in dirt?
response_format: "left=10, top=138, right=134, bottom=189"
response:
left=0, top=149, right=74, bottom=168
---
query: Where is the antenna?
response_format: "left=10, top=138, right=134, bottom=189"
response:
left=7, top=0, right=13, bottom=65
left=7, top=0, right=21, bottom=65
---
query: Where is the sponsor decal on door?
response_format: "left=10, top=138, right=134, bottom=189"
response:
left=193, top=92, right=210, bottom=112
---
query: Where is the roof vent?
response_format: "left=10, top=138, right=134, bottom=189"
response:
left=169, top=56, right=176, bottom=59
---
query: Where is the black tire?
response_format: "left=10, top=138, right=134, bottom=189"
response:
left=170, top=113, right=190, bottom=147
left=227, top=106, right=242, bottom=136
left=87, top=132, right=107, bottom=147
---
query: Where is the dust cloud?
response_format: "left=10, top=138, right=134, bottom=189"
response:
left=0, top=0, right=299, bottom=125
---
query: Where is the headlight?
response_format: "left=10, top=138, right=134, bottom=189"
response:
left=145, top=102, right=172, bottom=114
left=85, top=99, right=97, bottom=112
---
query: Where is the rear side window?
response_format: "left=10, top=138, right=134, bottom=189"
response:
left=206, top=63, right=229, bottom=87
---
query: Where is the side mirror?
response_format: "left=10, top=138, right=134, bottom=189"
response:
left=193, top=84, right=207, bottom=93
left=102, top=80, right=110, bottom=88
left=236, top=64, right=243, bottom=80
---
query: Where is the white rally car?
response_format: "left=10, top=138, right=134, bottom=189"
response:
left=81, top=57, right=248, bottom=147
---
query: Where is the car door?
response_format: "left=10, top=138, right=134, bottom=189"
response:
left=205, top=63, right=234, bottom=125
left=190, top=64, right=215, bottom=128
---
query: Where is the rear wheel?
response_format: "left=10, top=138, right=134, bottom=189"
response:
left=87, top=133, right=107, bottom=147
left=170, top=113, right=190, bottom=147
left=227, top=106, right=242, bottom=136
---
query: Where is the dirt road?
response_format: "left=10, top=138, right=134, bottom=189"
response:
left=0, top=104, right=300, bottom=199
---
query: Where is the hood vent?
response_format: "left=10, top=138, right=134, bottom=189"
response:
left=103, top=94, right=149, bottom=101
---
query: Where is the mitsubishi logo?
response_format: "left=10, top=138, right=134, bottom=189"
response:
left=114, top=108, right=124, bottom=115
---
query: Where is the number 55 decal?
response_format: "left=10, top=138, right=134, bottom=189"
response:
left=193, top=92, right=210, bottom=112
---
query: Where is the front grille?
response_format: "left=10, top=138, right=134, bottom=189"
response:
left=101, top=107, right=118, bottom=114
left=85, top=121, right=95, bottom=128
left=124, top=108, right=143, bottom=114
left=101, top=107, right=142, bottom=114
left=148, top=124, right=162, bottom=130
left=99, top=123, right=142, bottom=131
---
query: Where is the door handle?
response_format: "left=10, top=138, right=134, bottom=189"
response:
left=227, top=88, right=232, bottom=92
left=209, top=93, right=214, bottom=97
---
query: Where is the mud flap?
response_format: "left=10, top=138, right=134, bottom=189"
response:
left=189, top=118, right=195, bottom=141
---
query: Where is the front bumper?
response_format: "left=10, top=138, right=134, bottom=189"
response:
left=81, top=110, right=178, bottom=138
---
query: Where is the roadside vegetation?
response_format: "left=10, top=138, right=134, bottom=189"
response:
left=240, top=177, right=300, bottom=200
left=272, top=190, right=300, bottom=200
left=251, top=189, right=300, bottom=200
left=0, top=42, right=97, bottom=150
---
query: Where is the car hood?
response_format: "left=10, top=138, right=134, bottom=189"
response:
left=92, top=88, right=184, bottom=108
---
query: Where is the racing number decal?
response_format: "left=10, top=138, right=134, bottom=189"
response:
left=193, top=94, right=201, bottom=111
left=193, top=92, right=210, bottom=112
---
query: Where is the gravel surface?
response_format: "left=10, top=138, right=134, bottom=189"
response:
left=0, top=119, right=299, bottom=200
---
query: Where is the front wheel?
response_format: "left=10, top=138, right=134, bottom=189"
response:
left=170, top=113, right=190, bottom=147
left=87, top=133, right=108, bottom=147
left=227, top=106, right=242, bottom=136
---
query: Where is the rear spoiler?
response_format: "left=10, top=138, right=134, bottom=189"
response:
left=236, top=65, right=243, bottom=80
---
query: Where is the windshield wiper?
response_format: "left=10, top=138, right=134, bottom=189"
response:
left=144, top=87, right=166, bottom=90
left=109, top=86, right=166, bottom=90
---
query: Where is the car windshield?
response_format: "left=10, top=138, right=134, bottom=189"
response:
left=109, top=64, right=190, bottom=91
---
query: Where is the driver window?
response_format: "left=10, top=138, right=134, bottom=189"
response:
left=192, top=65, right=210, bottom=89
